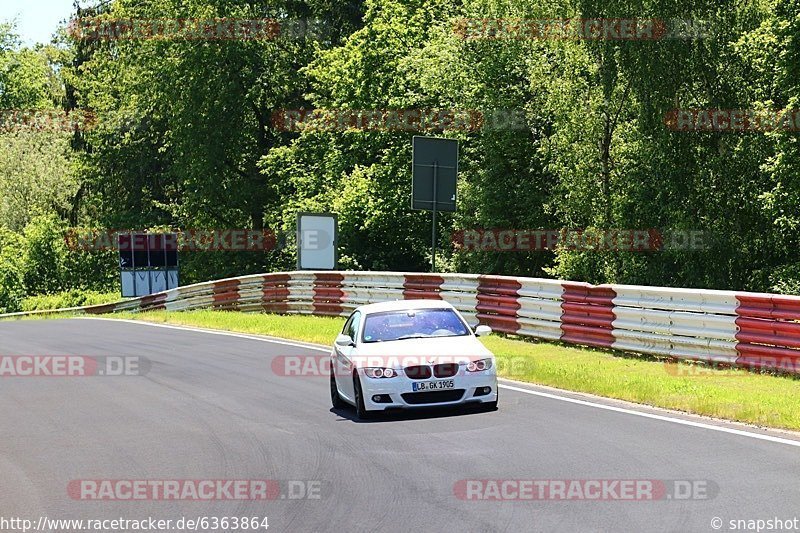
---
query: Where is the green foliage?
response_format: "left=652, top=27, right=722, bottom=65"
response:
left=3, top=0, right=800, bottom=302
left=21, top=215, right=69, bottom=295
left=0, top=228, right=25, bottom=313
left=0, top=131, right=78, bottom=232
left=21, top=290, right=120, bottom=312
left=0, top=27, right=62, bottom=109
left=0, top=217, right=119, bottom=312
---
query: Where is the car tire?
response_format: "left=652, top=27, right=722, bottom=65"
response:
left=330, top=368, right=346, bottom=409
left=353, top=372, right=372, bottom=420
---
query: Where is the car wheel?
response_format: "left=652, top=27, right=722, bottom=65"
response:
left=330, top=368, right=346, bottom=409
left=353, top=372, right=371, bottom=420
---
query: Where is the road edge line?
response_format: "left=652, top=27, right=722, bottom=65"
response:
left=74, top=316, right=800, bottom=447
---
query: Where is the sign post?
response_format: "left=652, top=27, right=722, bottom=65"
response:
left=411, top=136, right=458, bottom=272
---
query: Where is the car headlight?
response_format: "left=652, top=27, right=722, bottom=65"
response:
left=363, top=367, right=398, bottom=378
left=467, top=358, right=493, bottom=372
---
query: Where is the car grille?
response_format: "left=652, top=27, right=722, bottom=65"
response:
left=433, top=363, right=459, bottom=378
left=401, top=390, right=465, bottom=405
left=404, top=365, right=432, bottom=380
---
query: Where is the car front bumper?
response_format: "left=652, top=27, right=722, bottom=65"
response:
left=359, top=370, right=498, bottom=411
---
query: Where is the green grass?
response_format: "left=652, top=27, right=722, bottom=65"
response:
left=17, top=308, right=800, bottom=431
left=21, top=290, right=121, bottom=312
left=480, top=335, right=800, bottom=430
left=114, top=309, right=345, bottom=346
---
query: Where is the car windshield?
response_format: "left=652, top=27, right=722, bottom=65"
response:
left=361, top=308, right=470, bottom=343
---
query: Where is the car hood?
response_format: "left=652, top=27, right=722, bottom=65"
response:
left=353, top=335, right=493, bottom=364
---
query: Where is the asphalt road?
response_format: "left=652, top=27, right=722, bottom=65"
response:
left=0, top=318, right=798, bottom=533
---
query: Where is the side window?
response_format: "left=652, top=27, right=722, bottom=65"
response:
left=342, top=313, right=354, bottom=335
left=347, top=311, right=361, bottom=341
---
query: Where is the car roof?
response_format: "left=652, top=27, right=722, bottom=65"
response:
left=355, top=299, right=456, bottom=315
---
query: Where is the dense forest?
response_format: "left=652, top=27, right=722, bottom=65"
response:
left=1, top=0, right=799, bottom=312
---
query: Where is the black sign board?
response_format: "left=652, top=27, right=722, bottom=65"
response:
left=117, top=232, right=179, bottom=297
left=411, top=136, right=458, bottom=212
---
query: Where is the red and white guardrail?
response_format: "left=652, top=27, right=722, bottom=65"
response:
left=3, top=271, right=799, bottom=373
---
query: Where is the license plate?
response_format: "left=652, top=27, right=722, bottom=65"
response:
left=412, top=380, right=455, bottom=392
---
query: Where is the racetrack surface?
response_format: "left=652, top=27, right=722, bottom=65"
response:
left=0, top=318, right=798, bottom=532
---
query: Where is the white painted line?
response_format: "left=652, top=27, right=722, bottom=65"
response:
left=77, top=317, right=800, bottom=448
left=500, top=383, right=800, bottom=448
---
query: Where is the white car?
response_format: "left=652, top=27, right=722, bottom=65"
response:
left=329, top=300, right=498, bottom=419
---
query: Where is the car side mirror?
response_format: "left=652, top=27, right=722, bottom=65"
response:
left=474, top=325, right=492, bottom=337
left=335, top=334, right=355, bottom=347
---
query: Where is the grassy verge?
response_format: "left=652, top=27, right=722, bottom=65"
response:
left=480, top=335, right=800, bottom=430
left=21, top=290, right=121, bottom=312
left=108, top=310, right=800, bottom=431
left=113, top=310, right=345, bottom=346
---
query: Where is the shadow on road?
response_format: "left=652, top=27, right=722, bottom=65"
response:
left=330, top=404, right=497, bottom=423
